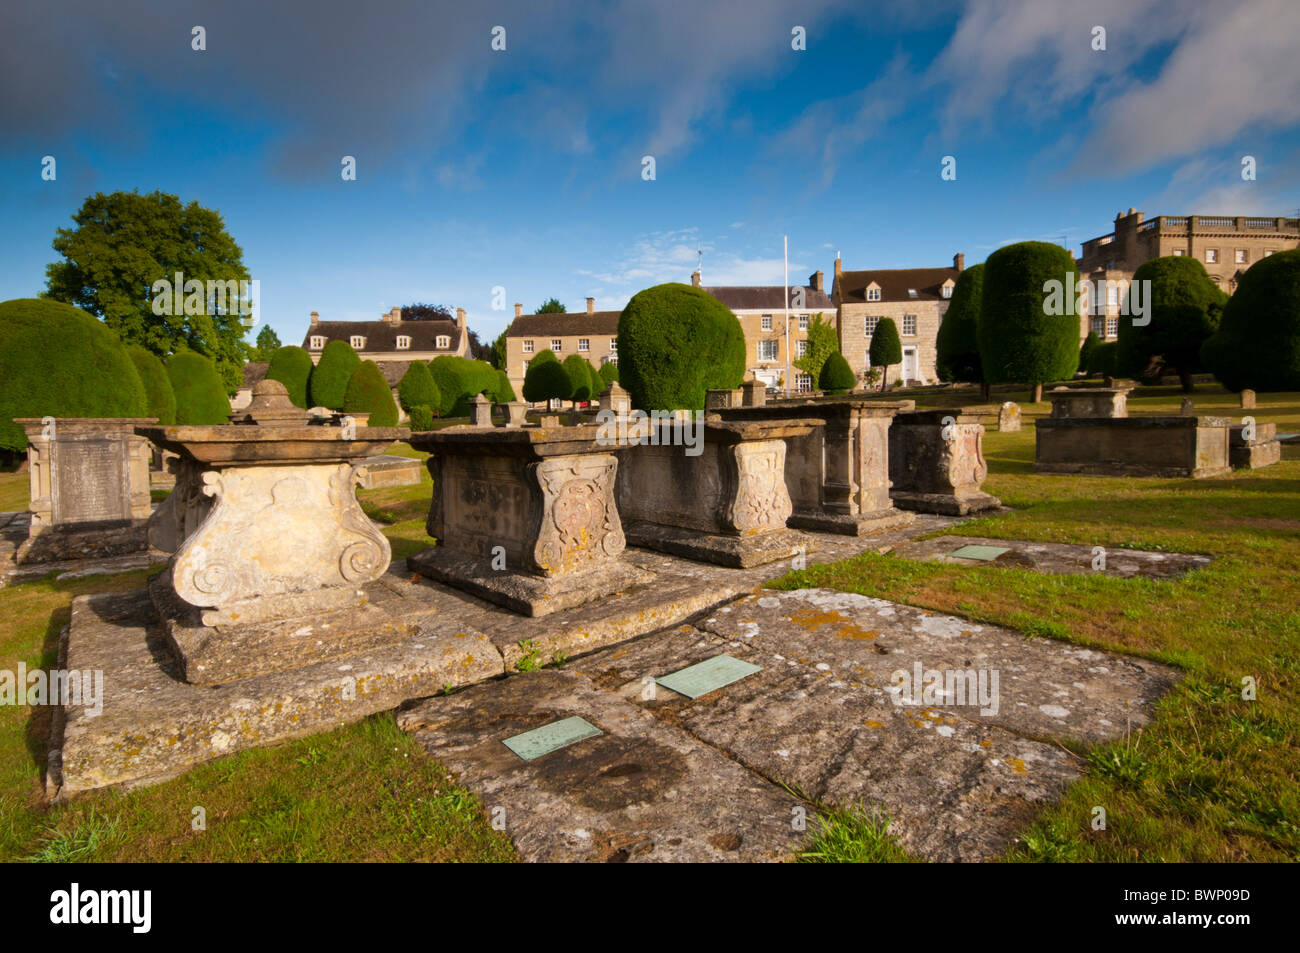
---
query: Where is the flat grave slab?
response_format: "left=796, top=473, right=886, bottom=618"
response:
left=565, top=588, right=1179, bottom=861
left=656, top=654, right=762, bottom=699
left=887, top=535, right=1211, bottom=580
left=503, top=716, right=603, bottom=761
left=398, top=669, right=805, bottom=862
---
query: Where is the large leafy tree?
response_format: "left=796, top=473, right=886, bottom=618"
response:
left=536, top=298, right=566, bottom=314
left=978, top=241, right=1079, bottom=403
left=1119, top=256, right=1226, bottom=392
left=793, top=313, right=839, bottom=384
left=399, top=303, right=452, bottom=321
left=253, top=325, right=282, bottom=361
left=935, top=264, right=984, bottom=387
left=44, top=189, right=252, bottom=393
left=490, top=329, right=508, bottom=369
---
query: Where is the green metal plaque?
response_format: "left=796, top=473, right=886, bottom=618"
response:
left=656, top=654, right=762, bottom=699
left=948, top=544, right=1011, bottom=561
left=503, top=716, right=603, bottom=761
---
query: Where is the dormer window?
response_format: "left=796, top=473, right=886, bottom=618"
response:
left=436, top=335, right=450, bottom=349
left=396, top=335, right=411, bottom=350
left=866, top=287, right=881, bottom=302
left=942, top=284, right=953, bottom=299
left=907, top=289, right=919, bottom=299
left=309, top=335, right=325, bottom=350
left=350, top=335, right=365, bottom=349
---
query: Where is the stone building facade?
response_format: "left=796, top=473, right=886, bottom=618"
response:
left=1076, top=208, right=1300, bottom=342
left=300, top=306, right=469, bottom=366
left=503, top=299, right=621, bottom=400
left=832, top=254, right=963, bottom=385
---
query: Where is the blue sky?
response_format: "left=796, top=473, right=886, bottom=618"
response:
left=3, top=0, right=1299, bottom=348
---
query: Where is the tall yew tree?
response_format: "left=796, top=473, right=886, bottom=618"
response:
left=44, top=189, right=252, bottom=393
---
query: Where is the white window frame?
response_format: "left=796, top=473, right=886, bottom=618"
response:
left=609, top=338, right=617, bottom=352
left=1173, top=249, right=1185, bottom=256
left=942, top=284, right=953, bottom=299
left=796, top=372, right=813, bottom=393
left=309, top=335, right=325, bottom=350
left=396, top=335, right=411, bottom=350
left=1106, top=316, right=1119, bottom=338
left=578, top=338, right=590, bottom=352
left=1090, top=316, right=1104, bottom=336
left=551, top=338, right=562, bottom=352
left=798, top=314, right=809, bottom=330
left=864, top=316, right=878, bottom=336
left=795, top=339, right=808, bottom=357
left=866, top=287, right=882, bottom=302
left=1236, top=249, right=1248, bottom=263
left=901, top=314, right=917, bottom=336
left=1205, top=248, right=1218, bottom=263
left=761, top=314, right=773, bottom=331
left=757, top=340, right=778, bottom=361
left=522, top=339, right=534, bottom=353
left=436, top=335, right=450, bottom=349
left=350, top=335, right=365, bottom=349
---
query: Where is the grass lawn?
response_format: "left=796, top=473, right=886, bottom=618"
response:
left=2, top=390, right=1298, bottom=862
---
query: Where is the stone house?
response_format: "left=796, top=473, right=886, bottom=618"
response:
left=503, top=299, right=621, bottom=401
left=694, top=270, right=836, bottom=393
left=832, top=254, right=964, bottom=385
left=1076, top=208, right=1300, bottom=342
left=300, top=306, right=470, bottom=366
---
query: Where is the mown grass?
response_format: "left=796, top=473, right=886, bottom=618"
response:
left=769, top=384, right=1300, bottom=861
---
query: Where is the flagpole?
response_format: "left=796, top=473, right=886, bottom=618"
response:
left=784, top=235, right=790, bottom=397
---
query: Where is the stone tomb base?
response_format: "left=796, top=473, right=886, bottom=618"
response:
left=784, top=507, right=915, bottom=537
left=888, top=490, right=1001, bottom=518
left=407, top=546, right=655, bottom=618
left=622, top=520, right=811, bottom=569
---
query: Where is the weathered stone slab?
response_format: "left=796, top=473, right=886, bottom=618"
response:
left=998, top=402, right=1021, bottom=432
left=888, top=410, right=1002, bottom=516
left=887, top=535, right=1211, bottom=580
left=1034, top=416, right=1232, bottom=478
left=355, top=454, right=424, bottom=489
left=1047, top=385, right=1132, bottom=419
left=397, top=669, right=804, bottom=862
left=1228, top=422, right=1281, bottom=470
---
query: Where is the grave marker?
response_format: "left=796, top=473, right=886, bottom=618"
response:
left=656, top=654, right=762, bottom=699
left=503, top=715, right=603, bottom=760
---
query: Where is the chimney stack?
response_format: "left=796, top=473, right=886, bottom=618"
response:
left=834, top=253, right=842, bottom=279
left=310, top=311, right=319, bottom=326
left=456, top=307, right=466, bottom=329
left=809, top=270, right=824, bottom=293
left=514, top=303, right=522, bottom=318
left=691, top=269, right=701, bottom=288
left=954, top=253, right=965, bottom=272
left=383, top=306, right=402, bottom=326
left=586, top=297, right=595, bottom=314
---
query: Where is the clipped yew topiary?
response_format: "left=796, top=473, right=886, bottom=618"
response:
left=265, top=345, right=314, bottom=408
left=1078, top=330, right=1099, bottom=376
left=869, top=317, right=902, bottom=391
left=309, top=340, right=361, bottom=410
left=493, top=369, right=516, bottom=403
left=168, top=350, right=230, bottom=425
left=1119, top=256, right=1226, bottom=391
left=935, top=263, right=984, bottom=383
left=0, top=297, right=148, bottom=452
left=617, top=283, right=746, bottom=411
left=408, top=405, right=435, bottom=432
left=1201, top=249, right=1300, bottom=392
left=563, top=354, right=597, bottom=403
left=598, top=361, right=620, bottom=386
left=818, top=351, right=855, bottom=395
left=428, top=355, right=498, bottom=417
left=398, top=360, right=440, bottom=413
left=127, top=345, right=176, bottom=426
left=1088, top=340, right=1118, bottom=378
left=343, top=360, right=398, bottom=426
left=523, top=354, right=572, bottom=404
left=978, top=241, right=1080, bottom=403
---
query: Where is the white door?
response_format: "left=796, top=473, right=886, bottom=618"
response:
left=902, top=347, right=919, bottom=382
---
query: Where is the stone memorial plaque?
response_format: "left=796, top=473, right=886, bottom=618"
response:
left=949, top=544, right=1011, bottom=561
left=503, top=716, right=603, bottom=761
left=52, top=436, right=129, bottom=524
left=656, top=654, right=762, bottom=699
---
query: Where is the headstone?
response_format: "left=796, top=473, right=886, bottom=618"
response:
left=469, top=393, right=494, bottom=427
left=706, top=388, right=740, bottom=411
left=1240, top=389, right=1256, bottom=410
left=998, top=402, right=1021, bottom=432
left=539, top=415, right=561, bottom=428
left=15, top=417, right=156, bottom=564
left=741, top=379, right=766, bottom=407
left=1180, top=398, right=1195, bottom=416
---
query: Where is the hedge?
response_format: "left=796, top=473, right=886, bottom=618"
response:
left=398, top=360, right=440, bottom=413
left=493, top=369, right=516, bottom=403
left=617, top=283, right=746, bottom=411
left=428, top=356, right=498, bottom=417
left=523, top=357, right=572, bottom=403
left=408, top=405, right=435, bottom=432
left=935, top=264, right=983, bottom=383
left=563, top=354, right=597, bottom=402
left=127, top=345, right=177, bottom=426
left=343, top=360, right=399, bottom=426
left=1201, top=249, right=1300, bottom=392
left=818, top=351, right=855, bottom=395
left=265, top=345, right=314, bottom=408
left=168, top=350, right=231, bottom=425
left=309, top=340, right=361, bottom=410
left=598, top=361, right=620, bottom=386
left=0, top=298, right=148, bottom=452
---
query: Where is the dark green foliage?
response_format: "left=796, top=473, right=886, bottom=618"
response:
left=0, top=298, right=148, bottom=451
left=1088, top=341, right=1118, bottom=377
left=598, top=361, right=620, bottom=386
left=397, top=360, right=440, bottom=413
left=493, top=370, right=516, bottom=403
left=490, top=329, right=508, bottom=369
left=617, top=283, right=746, bottom=411
left=523, top=355, right=572, bottom=403
left=562, top=354, right=595, bottom=402
left=818, top=351, right=855, bottom=394
left=427, top=356, right=498, bottom=417
left=309, top=340, right=361, bottom=410
left=535, top=298, right=566, bottom=313
left=398, top=303, right=452, bottom=321
left=1079, top=331, right=1099, bottom=375
left=869, top=317, right=902, bottom=389
left=408, top=405, right=435, bottom=432
left=343, top=361, right=399, bottom=427
left=254, top=325, right=282, bottom=361
left=935, top=264, right=984, bottom=382
left=265, top=345, right=314, bottom=408
left=1201, top=250, right=1300, bottom=392
left=793, top=313, right=839, bottom=383
left=128, top=346, right=177, bottom=425
left=44, top=189, right=252, bottom=392
left=978, top=242, right=1080, bottom=388
left=1119, top=256, right=1226, bottom=390
left=167, top=350, right=230, bottom=425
